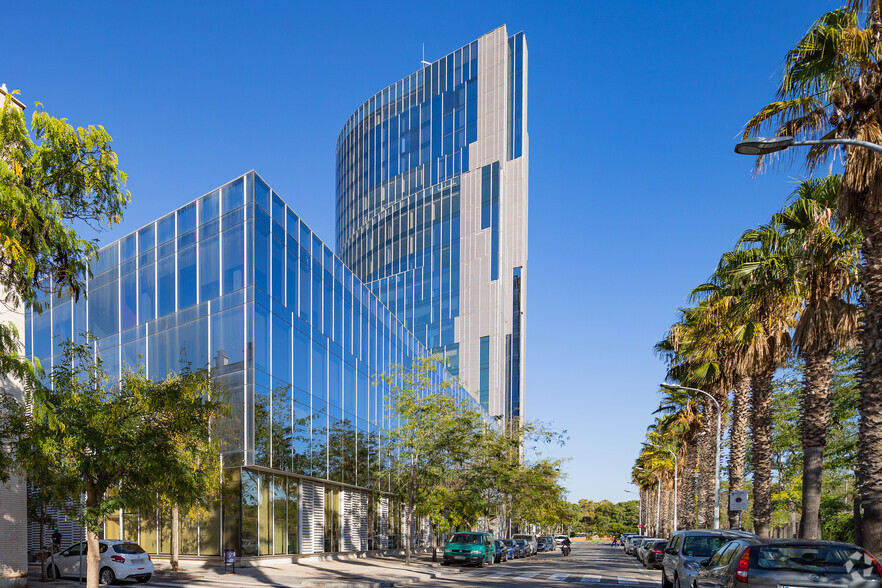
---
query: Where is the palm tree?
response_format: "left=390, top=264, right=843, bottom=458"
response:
left=696, top=244, right=799, bottom=537
left=743, top=3, right=882, bottom=551
left=740, top=176, right=861, bottom=539
left=653, top=383, right=703, bottom=529
left=657, top=309, right=721, bottom=528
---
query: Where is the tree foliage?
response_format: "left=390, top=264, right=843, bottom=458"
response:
left=7, top=340, right=228, bottom=588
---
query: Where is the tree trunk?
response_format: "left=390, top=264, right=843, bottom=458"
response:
left=681, top=436, right=698, bottom=529
left=800, top=349, right=834, bottom=539
left=859, top=205, right=882, bottom=556
left=405, top=457, right=415, bottom=566
left=85, top=484, right=100, bottom=588
left=39, top=508, right=46, bottom=581
left=855, top=491, right=864, bottom=547
left=751, top=368, right=775, bottom=538
left=697, top=397, right=716, bottom=528
left=171, top=503, right=180, bottom=570
left=728, top=375, right=751, bottom=528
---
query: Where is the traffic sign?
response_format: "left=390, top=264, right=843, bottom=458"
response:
left=729, top=491, right=748, bottom=511
left=637, top=524, right=643, bottom=528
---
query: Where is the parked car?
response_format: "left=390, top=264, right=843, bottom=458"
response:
left=661, top=529, right=758, bottom=588
left=555, top=534, right=569, bottom=546
left=626, top=535, right=647, bottom=555
left=695, top=538, right=882, bottom=588
left=501, top=538, right=522, bottom=559
left=644, top=539, right=668, bottom=569
left=443, top=532, right=495, bottom=567
left=493, top=539, right=508, bottom=564
left=538, top=536, right=555, bottom=552
left=514, top=538, right=530, bottom=558
left=631, top=537, right=651, bottom=557
left=513, top=533, right=538, bottom=556
left=620, top=533, right=639, bottom=548
left=638, top=538, right=663, bottom=564
left=47, top=540, right=153, bottom=584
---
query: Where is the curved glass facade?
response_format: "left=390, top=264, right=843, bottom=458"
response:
left=335, top=25, right=528, bottom=423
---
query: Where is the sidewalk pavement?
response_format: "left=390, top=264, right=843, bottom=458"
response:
left=27, top=553, right=463, bottom=588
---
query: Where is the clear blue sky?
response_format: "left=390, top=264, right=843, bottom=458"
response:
left=5, top=0, right=834, bottom=503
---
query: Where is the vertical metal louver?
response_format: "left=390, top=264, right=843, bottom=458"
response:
left=379, top=497, right=389, bottom=549
left=342, top=490, right=356, bottom=552
left=358, top=492, right=369, bottom=551
left=299, top=481, right=325, bottom=554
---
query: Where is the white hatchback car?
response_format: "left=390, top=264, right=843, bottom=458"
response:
left=48, top=539, right=153, bottom=584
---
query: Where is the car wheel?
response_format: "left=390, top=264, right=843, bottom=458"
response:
left=48, top=565, right=59, bottom=580
left=100, top=566, right=116, bottom=585
left=136, top=576, right=151, bottom=584
left=477, top=558, right=484, bottom=568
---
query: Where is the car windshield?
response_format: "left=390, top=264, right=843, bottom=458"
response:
left=756, top=546, right=870, bottom=573
left=112, top=543, right=146, bottom=554
left=450, top=534, right=483, bottom=544
left=502, top=540, right=513, bottom=546
left=683, top=536, right=734, bottom=557
left=515, top=540, right=526, bottom=546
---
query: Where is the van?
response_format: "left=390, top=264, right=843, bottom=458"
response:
left=512, top=533, right=538, bottom=556
left=442, top=532, right=494, bottom=567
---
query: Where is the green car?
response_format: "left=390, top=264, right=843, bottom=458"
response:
left=442, top=532, right=495, bottom=567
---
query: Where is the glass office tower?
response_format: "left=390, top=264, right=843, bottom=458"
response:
left=336, top=25, right=528, bottom=424
left=25, top=171, right=476, bottom=557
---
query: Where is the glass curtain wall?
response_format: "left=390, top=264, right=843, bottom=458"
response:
left=26, top=171, right=479, bottom=557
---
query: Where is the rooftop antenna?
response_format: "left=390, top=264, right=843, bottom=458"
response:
left=421, top=43, right=431, bottom=68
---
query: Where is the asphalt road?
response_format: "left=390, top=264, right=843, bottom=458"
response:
left=418, top=541, right=664, bottom=587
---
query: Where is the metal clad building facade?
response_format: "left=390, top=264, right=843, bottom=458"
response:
left=335, top=25, right=528, bottom=424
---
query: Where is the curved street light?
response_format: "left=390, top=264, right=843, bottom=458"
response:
left=635, top=467, right=662, bottom=537
left=661, top=382, right=721, bottom=529
left=734, top=136, right=882, bottom=156
left=642, top=442, right=678, bottom=532
left=624, top=486, right=642, bottom=530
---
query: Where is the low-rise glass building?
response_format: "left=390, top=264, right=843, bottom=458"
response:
left=25, top=171, right=479, bottom=557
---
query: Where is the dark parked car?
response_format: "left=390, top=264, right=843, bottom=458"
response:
left=662, top=529, right=758, bottom=588
left=493, top=539, right=508, bottom=563
left=695, top=538, right=882, bottom=588
left=644, top=540, right=667, bottom=569
left=514, top=539, right=530, bottom=558
left=501, top=539, right=521, bottom=559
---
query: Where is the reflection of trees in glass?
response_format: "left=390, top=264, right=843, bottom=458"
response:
left=309, top=418, right=382, bottom=488
left=254, top=384, right=314, bottom=474
left=254, top=384, right=314, bottom=477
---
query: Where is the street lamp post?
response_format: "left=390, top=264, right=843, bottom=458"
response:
left=662, top=383, right=722, bottom=529
left=636, top=467, right=662, bottom=537
left=643, top=442, right=678, bottom=532
left=625, top=487, right=642, bottom=531
left=734, top=136, right=882, bottom=156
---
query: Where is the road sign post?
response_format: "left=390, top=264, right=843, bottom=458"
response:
left=729, top=491, right=748, bottom=529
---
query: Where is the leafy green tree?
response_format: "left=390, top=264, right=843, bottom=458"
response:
left=0, top=90, right=128, bottom=481
left=378, top=355, right=481, bottom=565
left=10, top=340, right=227, bottom=588
left=129, top=363, right=230, bottom=571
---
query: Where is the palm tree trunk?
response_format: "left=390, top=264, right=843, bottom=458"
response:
left=681, top=437, right=698, bottom=529
left=859, top=201, right=882, bottom=555
left=697, top=399, right=716, bottom=528
left=799, top=349, right=834, bottom=539
left=751, top=367, right=775, bottom=537
left=728, top=375, right=751, bottom=528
